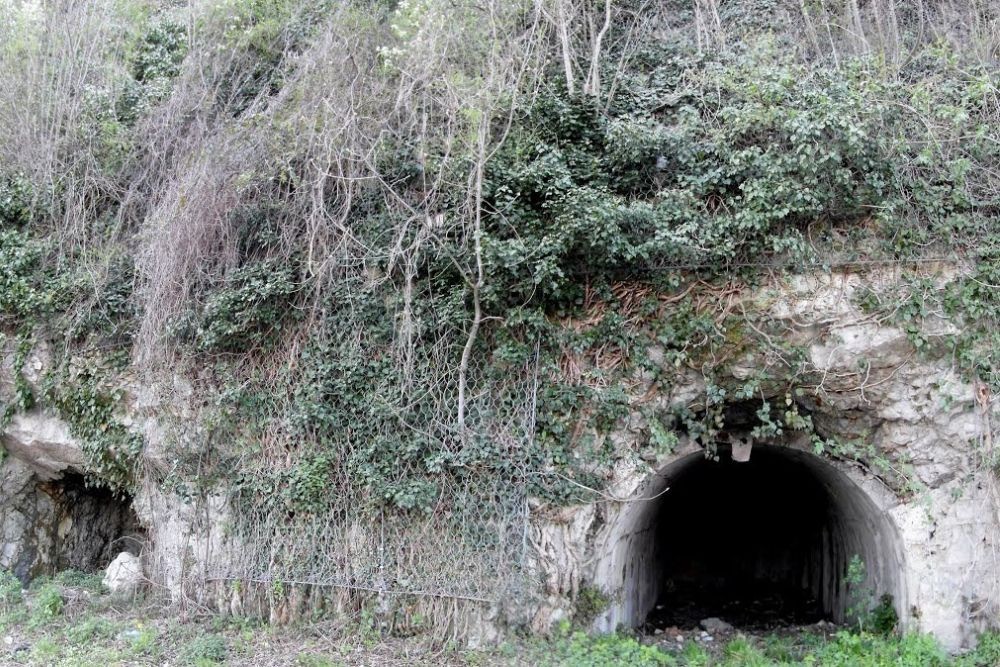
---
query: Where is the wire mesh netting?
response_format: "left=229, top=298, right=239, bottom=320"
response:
left=190, top=351, right=544, bottom=615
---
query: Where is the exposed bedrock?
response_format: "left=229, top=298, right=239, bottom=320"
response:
left=0, top=410, right=143, bottom=583
left=527, top=273, right=1000, bottom=651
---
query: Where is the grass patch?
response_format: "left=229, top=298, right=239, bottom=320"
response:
left=528, top=629, right=1000, bottom=667
left=64, top=614, right=119, bottom=645
left=3, top=567, right=1000, bottom=666
left=535, top=628, right=676, bottom=666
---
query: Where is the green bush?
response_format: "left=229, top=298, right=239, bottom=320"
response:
left=573, top=586, right=610, bottom=626
left=28, top=582, right=64, bottom=627
left=131, top=21, right=187, bottom=84
left=181, top=632, right=228, bottom=665
left=194, top=258, right=300, bottom=353
left=0, top=229, right=49, bottom=324
left=870, top=594, right=900, bottom=635
left=45, top=370, right=143, bottom=494
left=0, top=173, right=36, bottom=226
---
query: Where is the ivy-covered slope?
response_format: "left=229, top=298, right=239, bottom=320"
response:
left=0, top=0, right=998, bottom=607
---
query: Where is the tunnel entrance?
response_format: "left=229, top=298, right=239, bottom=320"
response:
left=648, top=447, right=836, bottom=631
left=591, top=443, right=906, bottom=634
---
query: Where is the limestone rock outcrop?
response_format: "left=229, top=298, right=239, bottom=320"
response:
left=529, top=272, right=1000, bottom=651
left=0, top=403, right=142, bottom=581
left=103, top=552, right=143, bottom=594
left=2, top=411, right=84, bottom=479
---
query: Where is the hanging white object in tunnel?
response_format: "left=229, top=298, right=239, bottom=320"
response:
left=729, top=435, right=752, bottom=463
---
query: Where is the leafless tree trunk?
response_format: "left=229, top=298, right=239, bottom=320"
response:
left=554, top=0, right=576, bottom=94
left=583, top=0, right=612, bottom=96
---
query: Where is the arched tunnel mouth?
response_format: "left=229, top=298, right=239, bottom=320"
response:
left=593, top=442, right=906, bottom=634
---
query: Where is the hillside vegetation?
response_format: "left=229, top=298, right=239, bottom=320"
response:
left=1, top=0, right=999, bottom=643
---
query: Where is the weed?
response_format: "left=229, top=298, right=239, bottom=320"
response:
left=813, top=631, right=949, bottom=666
left=539, top=630, right=675, bottom=666
left=29, top=637, right=60, bottom=661
left=28, top=582, right=63, bottom=628
left=761, top=634, right=796, bottom=662
left=573, top=586, right=610, bottom=626
left=679, top=640, right=711, bottom=666
left=958, top=631, right=1000, bottom=666
left=65, top=615, right=117, bottom=645
left=180, top=632, right=228, bottom=665
left=54, top=570, right=106, bottom=595
left=355, top=606, right=380, bottom=647
left=296, top=654, right=343, bottom=667
left=126, top=625, right=159, bottom=657
left=0, top=569, right=22, bottom=610
left=844, top=555, right=899, bottom=634
left=722, top=636, right=770, bottom=665
left=870, top=593, right=900, bottom=635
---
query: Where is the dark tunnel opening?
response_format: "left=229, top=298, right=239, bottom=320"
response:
left=590, top=443, right=906, bottom=634
left=646, top=447, right=837, bottom=631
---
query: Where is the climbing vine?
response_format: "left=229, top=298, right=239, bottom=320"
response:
left=43, top=367, right=142, bottom=495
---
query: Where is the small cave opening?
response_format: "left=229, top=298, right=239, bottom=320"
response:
left=591, top=442, right=906, bottom=635
left=30, top=472, right=145, bottom=579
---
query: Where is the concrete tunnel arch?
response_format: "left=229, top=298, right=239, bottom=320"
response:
left=589, top=442, right=908, bottom=632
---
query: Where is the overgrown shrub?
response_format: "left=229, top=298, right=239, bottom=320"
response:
left=0, top=173, right=37, bottom=226
left=573, top=586, right=611, bottom=626
left=194, top=259, right=300, bottom=353
left=28, top=581, right=64, bottom=627
left=180, top=632, right=228, bottom=666
left=0, top=229, right=52, bottom=325
left=45, top=369, right=143, bottom=493
left=131, top=21, right=187, bottom=85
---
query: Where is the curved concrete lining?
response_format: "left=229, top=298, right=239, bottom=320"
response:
left=591, top=444, right=907, bottom=632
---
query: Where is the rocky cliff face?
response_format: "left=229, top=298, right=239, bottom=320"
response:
left=527, top=271, right=1000, bottom=651
left=0, top=348, right=224, bottom=604
left=0, top=411, right=143, bottom=582
left=1, top=270, right=999, bottom=650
